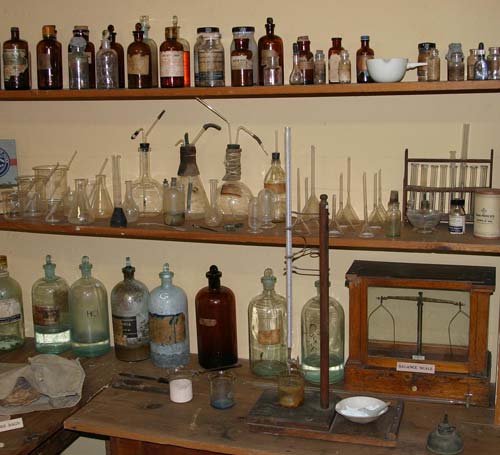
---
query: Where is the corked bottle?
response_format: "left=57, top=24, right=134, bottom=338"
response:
left=160, top=26, right=184, bottom=88
left=107, top=25, right=125, bottom=88
left=127, top=23, right=152, bottom=89
left=257, top=18, right=284, bottom=85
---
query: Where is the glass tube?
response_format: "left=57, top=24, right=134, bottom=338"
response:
left=430, top=165, right=438, bottom=210
left=359, top=172, right=374, bottom=238
left=248, top=197, right=262, bottom=233
left=438, top=164, right=448, bottom=214
left=409, top=163, right=419, bottom=209
left=479, top=165, right=488, bottom=187
left=419, top=164, right=428, bottom=207
left=449, top=151, right=458, bottom=199
left=468, top=166, right=478, bottom=219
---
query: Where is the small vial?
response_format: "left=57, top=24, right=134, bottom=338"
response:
left=338, top=49, right=351, bottom=83
left=448, top=198, right=466, bottom=234
left=313, top=50, right=326, bottom=84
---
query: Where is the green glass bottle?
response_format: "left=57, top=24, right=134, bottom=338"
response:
left=69, top=256, right=110, bottom=357
left=0, top=256, right=24, bottom=351
left=248, top=268, right=287, bottom=378
left=32, top=255, right=70, bottom=353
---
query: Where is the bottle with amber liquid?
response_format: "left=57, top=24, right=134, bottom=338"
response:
left=356, top=35, right=374, bottom=83
left=140, top=16, right=158, bottom=88
left=297, top=36, right=314, bottom=85
left=231, top=38, right=253, bottom=86
left=3, top=27, right=30, bottom=90
left=328, top=37, right=343, bottom=84
left=159, top=26, right=184, bottom=88
left=36, top=25, right=62, bottom=90
left=69, top=26, right=96, bottom=88
left=195, top=265, right=238, bottom=369
left=127, top=23, right=152, bottom=89
left=107, top=25, right=125, bottom=88
left=257, top=17, right=283, bottom=86
left=172, top=16, right=190, bottom=87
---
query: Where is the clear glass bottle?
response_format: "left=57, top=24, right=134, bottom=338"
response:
left=231, top=38, right=253, bottom=87
left=194, top=27, right=219, bottom=86
left=36, top=25, right=62, bottom=90
left=474, top=43, right=488, bottom=80
left=111, top=257, right=150, bottom=362
left=172, top=16, right=190, bottom=87
left=0, top=255, right=24, bottom=351
left=68, top=36, right=90, bottom=89
left=149, top=263, right=189, bottom=368
left=427, top=48, right=441, bottom=81
left=297, top=36, right=314, bottom=85
left=446, top=44, right=464, bottom=81
left=328, top=37, right=343, bottom=84
left=448, top=198, right=466, bottom=235
left=132, top=143, right=163, bottom=216
left=263, top=55, right=282, bottom=86
left=31, top=255, right=70, bottom=354
left=231, top=26, right=258, bottom=85
left=487, top=47, right=500, bottom=80
left=195, top=265, right=238, bottom=369
left=356, top=35, right=374, bottom=83
left=289, top=42, right=304, bottom=85
left=418, top=42, right=436, bottom=82
left=69, top=256, right=110, bottom=357
left=140, top=15, right=158, bottom=88
left=301, top=280, right=345, bottom=384
left=204, top=179, right=223, bottom=227
left=264, top=152, right=286, bottom=223
left=467, top=48, right=479, bottom=81
left=196, top=30, right=225, bottom=87
left=248, top=268, right=287, bottom=378
left=90, top=174, right=113, bottom=220
left=68, top=178, right=95, bottom=225
left=257, top=18, right=284, bottom=86
left=3, top=27, right=30, bottom=90
left=338, top=49, right=351, bottom=83
left=384, top=190, right=401, bottom=238
left=314, top=50, right=326, bottom=84
left=123, top=180, right=139, bottom=223
left=107, top=24, right=125, bottom=88
left=96, top=30, right=119, bottom=89
left=70, top=26, right=96, bottom=88
left=159, top=26, right=184, bottom=88
left=163, top=177, right=185, bottom=226
left=127, top=23, right=152, bottom=89
left=217, top=144, right=254, bottom=220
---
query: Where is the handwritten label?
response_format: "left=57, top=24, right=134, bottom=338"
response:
left=396, top=361, right=435, bottom=374
left=0, top=417, right=23, bottom=432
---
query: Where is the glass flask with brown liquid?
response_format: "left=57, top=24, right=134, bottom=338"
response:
left=36, top=25, right=62, bottom=89
left=127, top=23, right=152, bottom=89
left=257, top=17, right=283, bottom=86
left=159, top=26, right=184, bottom=88
left=107, top=25, right=125, bottom=88
left=3, top=27, right=30, bottom=90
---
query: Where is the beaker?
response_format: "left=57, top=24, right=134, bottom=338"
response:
left=258, top=188, right=275, bottom=229
left=247, top=197, right=262, bottom=233
left=3, top=190, right=22, bottom=220
left=277, top=369, right=305, bottom=408
left=68, top=179, right=94, bottom=225
left=209, top=370, right=235, bottom=409
left=90, top=174, right=113, bottom=220
left=204, top=179, right=223, bottom=227
left=17, top=175, right=46, bottom=218
left=33, top=164, right=68, bottom=203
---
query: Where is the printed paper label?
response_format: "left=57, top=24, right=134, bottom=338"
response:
left=0, top=417, right=23, bottom=432
left=328, top=54, right=341, bottom=83
left=0, top=298, right=21, bottom=324
left=160, top=51, right=184, bottom=77
left=258, top=329, right=280, bottom=345
left=396, top=361, right=435, bottom=374
left=3, top=49, right=28, bottom=79
left=261, top=49, right=278, bottom=66
left=231, top=55, right=252, bottom=71
left=199, top=317, right=217, bottom=327
left=127, top=54, right=150, bottom=75
left=298, top=56, right=314, bottom=71
left=150, top=312, right=186, bottom=345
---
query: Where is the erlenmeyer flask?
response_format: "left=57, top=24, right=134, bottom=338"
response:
left=132, top=143, right=163, bottom=216
left=90, top=174, right=113, bottom=220
left=343, top=157, right=360, bottom=225
left=204, top=179, right=223, bottom=227
left=302, top=146, right=320, bottom=221
left=68, top=179, right=94, bottom=225
left=123, top=180, right=139, bottom=223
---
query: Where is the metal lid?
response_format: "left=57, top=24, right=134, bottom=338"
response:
left=360, top=35, right=370, bottom=40
left=418, top=42, right=436, bottom=50
left=232, top=26, right=255, bottom=33
left=197, top=27, right=219, bottom=34
left=297, top=36, right=310, bottom=42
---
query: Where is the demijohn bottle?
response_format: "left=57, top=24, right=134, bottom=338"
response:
left=195, top=265, right=237, bottom=369
left=3, top=27, right=30, bottom=90
left=127, top=23, right=152, bottom=89
left=257, top=17, right=284, bottom=86
left=31, top=255, right=70, bottom=354
left=159, top=26, right=184, bottom=88
left=248, top=268, right=287, bottom=378
left=111, top=257, right=150, bottom=361
left=36, top=25, right=62, bottom=90
left=69, top=256, right=110, bottom=357
left=107, top=24, right=125, bottom=88
left=149, top=263, right=189, bottom=368
left=0, top=255, right=24, bottom=351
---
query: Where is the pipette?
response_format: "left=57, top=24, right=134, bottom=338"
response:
left=110, top=155, right=127, bottom=227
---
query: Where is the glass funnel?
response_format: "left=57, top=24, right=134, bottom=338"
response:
left=343, top=156, right=360, bottom=226
left=368, top=172, right=384, bottom=229
left=302, top=146, right=320, bottom=222
left=68, top=179, right=94, bottom=225
left=90, top=174, right=113, bottom=220
left=204, top=179, right=223, bottom=227
left=131, top=143, right=163, bottom=216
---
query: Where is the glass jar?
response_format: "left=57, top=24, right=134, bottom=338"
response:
left=487, top=47, right=500, bottom=80
left=427, top=48, right=441, bottom=82
left=314, top=50, right=326, bottom=84
left=33, top=164, right=68, bottom=203
left=195, top=29, right=224, bottom=87
left=448, top=198, right=466, bottom=235
left=417, top=42, right=436, bottom=82
left=159, top=26, right=184, bottom=88
left=231, top=26, right=258, bottom=85
left=209, top=370, right=235, bottom=409
left=68, top=36, right=90, bottom=89
left=163, top=177, right=185, bottom=226
left=17, top=175, right=46, bottom=218
left=467, top=48, right=480, bottom=81
left=278, top=368, right=304, bottom=408
left=447, top=51, right=464, bottom=81
left=384, top=190, right=401, bottom=238
left=328, top=37, right=343, bottom=84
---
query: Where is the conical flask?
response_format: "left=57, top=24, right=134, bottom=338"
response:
left=90, top=174, right=113, bottom=220
left=68, top=179, right=94, bottom=225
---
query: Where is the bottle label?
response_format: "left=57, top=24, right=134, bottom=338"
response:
left=37, top=53, right=51, bottom=70
left=127, top=54, right=150, bottom=75
left=357, top=54, right=369, bottom=73
left=3, top=49, right=28, bottom=79
left=329, top=54, right=341, bottom=83
left=258, top=328, right=280, bottom=345
left=261, top=49, right=278, bottom=66
left=264, top=182, right=286, bottom=194
left=198, top=49, right=224, bottom=81
left=113, top=314, right=148, bottom=346
left=298, top=55, right=314, bottom=71
left=231, top=55, right=252, bottom=71
left=160, top=51, right=184, bottom=78
left=199, top=317, right=217, bottom=327
left=34, top=306, right=60, bottom=326
left=85, top=51, right=92, bottom=65
left=339, top=64, right=351, bottom=83
left=0, top=298, right=22, bottom=325
left=449, top=215, right=466, bottom=234
left=149, top=312, right=186, bottom=345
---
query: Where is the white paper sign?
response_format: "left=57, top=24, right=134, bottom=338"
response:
left=396, top=361, right=435, bottom=374
left=0, top=417, right=23, bottom=432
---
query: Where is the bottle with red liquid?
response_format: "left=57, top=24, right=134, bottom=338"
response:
left=195, top=265, right=238, bottom=369
left=159, top=26, right=184, bottom=88
left=356, top=35, right=374, bottom=83
left=231, top=38, right=253, bottom=86
left=297, top=36, right=314, bottom=85
left=328, top=37, right=343, bottom=84
left=127, top=23, right=152, bottom=89
left=257, top=17, right=283, bottom=86
left=107, top=25, right=125, bottom=88
left=172, top=16, right=190, bottom=87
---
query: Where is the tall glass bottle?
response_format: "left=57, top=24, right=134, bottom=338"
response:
left=69, top=26, right=96, bottom=88
left=90, top=174, right=113, bottom=220
left=36, top=25, right=62, bottom=90
left=356, top=35, right=374, bottom=83
left=264, top=152, right=286, bottom=223
left=149, top=263, right=189, bottom=368
left=257, top=17, right=284, bottom=86
left=3, top=27, right=30, bottom=90
left=68, top=178, right=94, bottom=225
left=69, top=256, right=110, bottom=357
left=31, top=255, right=70, bottom=354
left=195, top=265, right=237, bottom=369
left=297, top=36, right=314, bottom=85
left=132, top=143, right=163, bottom=216
left=328, top=37, right=343, bottom=84
left=248, top=268, right=287, bottom=378
left=111, top=257, right=150, bottom=362
left=68, top=36, right=90, bottom=89
left=163, top=177, right=185, bottom=226
left=140, top=15, right=158, bottom=88
left=172, top=16, right=190, bottom=87
left=127, top=23, right=152, bottom=89
left=96, top=30, right=119, bottom=89
left=159, top=26, right=184, bottom=88
left=107, top=25, right=125, bottom=88
left=0, top=256, right=24, bottom=351
left=301, top=280, right=345, bottom=384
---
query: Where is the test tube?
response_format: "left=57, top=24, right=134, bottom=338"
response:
left=409, top=163, right=419, bottom=209
left=479, top=165, right=488, bottom=187
left=430, top=165, right=438, bottom=210
left=468, top=165, right=478, bottom=219
left=419, top=164, right=428, bottom=207
left=438, top=164, right=448, bottom=213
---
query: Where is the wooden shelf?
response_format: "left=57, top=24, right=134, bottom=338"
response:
left=1, top=81, right=500, bottom=101
left=1, top=216, right=499, bottom=255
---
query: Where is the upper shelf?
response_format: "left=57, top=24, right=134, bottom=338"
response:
left=1, top=81, right=500, bottom=101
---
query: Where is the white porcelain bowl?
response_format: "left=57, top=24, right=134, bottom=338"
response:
left=367, top=58, right=426, bottom=83
left=335, top=396, right=389, bottom=424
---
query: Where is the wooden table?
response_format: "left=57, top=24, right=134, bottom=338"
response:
left=64, top=357, right=500, bottom=455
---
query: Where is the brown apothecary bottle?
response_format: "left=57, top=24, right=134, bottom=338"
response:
left=3, top=27, right=30, bottom=90
left=159, top=27, right=184, bottom=88
left=231, top=38, right=253, bottom=87
left=127, top=23, right=152, bottom=89
left=328, top=37, right=343, bottom=84
left=257, top=17, right=284, bottom=86
left=195, top=265, right=238, bottom=369
left=356, top=35, right=374, bottom=83
left=36, top=25, right=62, bottom=90
left=107, top=25, right=125, bottom=88
left=69, top=26, right=96, bottom=89
left=297, top=36, right=314, bottom=85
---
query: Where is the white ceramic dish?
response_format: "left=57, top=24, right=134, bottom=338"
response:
left=367, top=58, right=427, bottom=83
left=335, top=396, right=389, bottom=424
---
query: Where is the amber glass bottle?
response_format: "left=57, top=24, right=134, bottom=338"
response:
left=3, top=27, right=30, bottom=90
left=231, top=38, right=253, bottom=86
left=36, top=25, right=62, bottom=90
left=297, top=36, right=314, bottom=85
left=257, top=17, right=283, bottom=86
left=159, top=27, right=184, bottom=88
left=195, top=265, right=238, bottom=369
left=127, top=23, right=152, bottom=89
left=356, top=35, right=374, bottom=83
left=68, top=27, right=96, bottom=89
left=107, top=25, right=125, bottom=88
left=328, top=37, right=343, bottom=84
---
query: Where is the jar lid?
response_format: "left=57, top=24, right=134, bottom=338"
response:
left=297, top=36, right=310, bottom=42
left=73, top=25, right=89, bottom=31
left=360, top=35, right=370, bottom=40
left=232, top=26, right=255, bottom=33
left=331, top=37, right=342, bottom=41
left=451, top=198, right=465, bottom=206
left=418, top=42, right=436, bottom=50
left=489, top=47, right=500, bottom=54
left=272, top=152, right=280, bottom=160
left=197, top=27, right=219, bottom=34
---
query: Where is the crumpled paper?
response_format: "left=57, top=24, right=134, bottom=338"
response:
left=0, top=354, right=85, bottom=415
